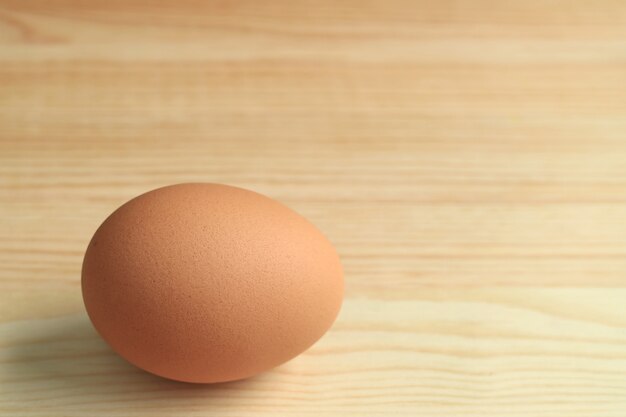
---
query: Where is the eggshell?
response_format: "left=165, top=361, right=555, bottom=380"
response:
left=81, top=183, right=343, bottom=383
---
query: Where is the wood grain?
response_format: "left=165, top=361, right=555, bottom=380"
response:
left=1, top=1, right=626, bottom=415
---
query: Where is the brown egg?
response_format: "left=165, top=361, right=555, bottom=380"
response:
left=81, top=183, right=343, bottom=383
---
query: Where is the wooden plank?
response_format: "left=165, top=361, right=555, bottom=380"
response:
left=2, top=290, right=626, bottom=416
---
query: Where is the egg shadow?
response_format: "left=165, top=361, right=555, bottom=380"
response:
left=2, top=313, right=273, bottom=415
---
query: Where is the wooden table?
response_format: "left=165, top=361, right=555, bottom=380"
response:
left=1, top=1, right=626, bottom=416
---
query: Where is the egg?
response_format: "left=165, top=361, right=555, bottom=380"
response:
left=81, top=183, right=343, bottom=383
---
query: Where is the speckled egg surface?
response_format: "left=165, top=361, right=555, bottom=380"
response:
left=81, top=183, right=344, bottom=383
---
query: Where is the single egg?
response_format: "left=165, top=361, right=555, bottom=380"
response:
left=81, top=183, right=343, bottom=383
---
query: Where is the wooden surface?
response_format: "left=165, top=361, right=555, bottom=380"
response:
left=1, top=1, right=626, bottom=416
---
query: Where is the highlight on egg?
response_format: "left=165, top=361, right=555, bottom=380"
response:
left=81, top=183, right=344, bottom=383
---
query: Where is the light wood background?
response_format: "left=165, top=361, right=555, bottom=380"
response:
left=1, top=1, right=626, bottom=416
